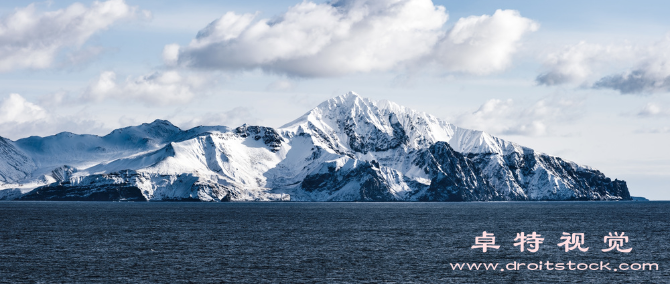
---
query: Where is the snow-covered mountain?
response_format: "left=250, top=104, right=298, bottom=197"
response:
left=0, top=92, right=630, bottom=201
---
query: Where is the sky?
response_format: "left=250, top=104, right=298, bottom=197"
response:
left=0, top=0, right=669, bottom=199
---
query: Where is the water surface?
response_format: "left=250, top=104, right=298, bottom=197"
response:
left=0, top=202, right=667, bottom=283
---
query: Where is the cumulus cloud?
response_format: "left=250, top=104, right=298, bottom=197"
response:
left=592, top=62, right=670, bottom=95
left=435, top=9, right=538, bottom=75
left=535, top=42, right=620, bottom=86
left=168, top=0, right=537, bottom=77
left=81, top=70, right=211, bottom=106
left=537, top=35, right=670, bottom=95
left=597, top=37, right=670, bottom=95
left=0, top=0, right=139, bottom=72
left=0, top=93, right=104, bottom=139
left=593, top=70, right=667, bottom=94
left=162, top=43, right=180, bottom=66
left=453, top=96, right=583, bottom=136
left=0, top=93, right=48, bottom=124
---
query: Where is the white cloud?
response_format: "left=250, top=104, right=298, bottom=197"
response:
left=81, top=70, right=211, bottom=106
left=537, top=34, right=670, bottom=94
left=536, top=42, right=618, bottom=86
left=452, top=96, right=583, bottom=136
left=0, top=0, right=139, bottom=72
left=162, top=43, right=180, bottom=66
left=596, top=36, right=670, bottom=94
left=0, top=116, right=106, bottom=140
left=0, top=93, right=105, bottom=139
left=169, top=0, right=536, bottom=77
left=0, top=93, right=47, bottom=124
left=435, top=9, right=538, bottom=75
left=593, top=61, right=670, bottom=95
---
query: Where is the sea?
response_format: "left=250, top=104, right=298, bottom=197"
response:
left=0, top=201, right=668, bottom=283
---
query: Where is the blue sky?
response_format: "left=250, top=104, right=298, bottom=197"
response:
left=0, top=0, right=669, bottom=199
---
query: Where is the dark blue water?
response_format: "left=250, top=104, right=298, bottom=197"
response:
left=0, top=202, right=668, bottom=283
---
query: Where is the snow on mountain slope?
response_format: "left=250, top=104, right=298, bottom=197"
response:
left=7, top=120, right=230, bottom=182
left=0, top=92, right=630, bottom=201
left=277, top=92, right=628, bottom=201
left=34, top=126, right=288, bottom=201
left=280, top=92, right=508, bottom=155
left=12, top=120, right=177, bottom=178
left=0, top=137, right=36, bottom=184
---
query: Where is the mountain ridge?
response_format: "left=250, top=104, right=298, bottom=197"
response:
left=0, top=92, right=630, bottom=201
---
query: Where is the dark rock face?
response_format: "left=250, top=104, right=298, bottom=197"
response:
left=466, top=152, right=528, bottom=201
left=21, top=169, right=147, bottom=201
left=340, top=113, right=409, bottom=154
left=534, top=153, right=629, bottom=200
left=190, top=182, right=237, bottom=202
left=467, top=148, right=631, bottom=201
left=20, top=184, right=147, bottom=201
left=332, top=113, right=409, bottom=154
left=414, top=142, right=499, bottom=201
left=301, top=161, right=398, bottom=201
left=51, top=165, right=77, bottom=183
left=235, top=125, right=284, bottom=152
left=389, top=113, right=410, bottom=149
left=17, top=169, right=242, bottom=202
left=299, top=140, right=630, bottom=202
left=300, top=142, right=501, bottom=202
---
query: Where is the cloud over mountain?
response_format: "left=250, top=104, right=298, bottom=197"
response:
left=0, top=93, right=104, bottom=139
left=453, top=96, right=584, bottom=136
left=166, top=0, right=537, bottom=77
left=0, top=94, right=47, bottom=124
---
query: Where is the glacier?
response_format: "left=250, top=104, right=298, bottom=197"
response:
left=0, top=92, right=630, bottom=201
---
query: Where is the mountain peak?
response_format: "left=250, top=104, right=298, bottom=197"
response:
left=144, top=119, right=177, bottom=128
left=105, top=119, right=181, bottom=142
left=314, top=92, right=419, bottom=122
left=318, top=91, right=369, bottom=111
left=281, top=93, right=521, bottom=155
left=336, top=91, right=362, bottom=102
